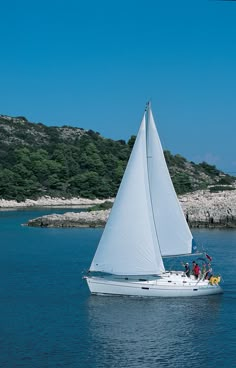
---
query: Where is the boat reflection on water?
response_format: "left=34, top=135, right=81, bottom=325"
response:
left=86, top=295, right=223, bottom=367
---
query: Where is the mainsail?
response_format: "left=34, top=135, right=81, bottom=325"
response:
left=90, top=105, right=193, bottom=275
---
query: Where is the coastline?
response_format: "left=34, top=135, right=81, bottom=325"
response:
left=1, top=190, right=236, bottom=228
left=179, top=189, right=236, bottom=228
left=0, top=196, right=112, bottom=209
left=27, top=210, right=110, bottom=228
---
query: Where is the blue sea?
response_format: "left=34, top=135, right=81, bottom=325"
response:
left=0, top=208, right=235, bottom=368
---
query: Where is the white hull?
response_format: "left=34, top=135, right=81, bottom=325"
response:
left=85, top=272, right=222, bottom=297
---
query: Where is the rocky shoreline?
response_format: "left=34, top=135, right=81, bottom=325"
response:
left=0, top=196, right=109, bottom=209
left=179, top=189, right=236, bottom=228
left=27, top=210, right=110, bottom=228
left=24, top=189, right=236, bottom=228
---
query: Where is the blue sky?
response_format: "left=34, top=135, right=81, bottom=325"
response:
left=0, top=0, right=236, bottom=173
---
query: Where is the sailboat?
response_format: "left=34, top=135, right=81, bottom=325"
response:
left=84, top=103, right=222, bottom=297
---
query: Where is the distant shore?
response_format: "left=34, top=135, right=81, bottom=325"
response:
left=1, top=190, right=236, bottom=228
left=24, top=189, right=236, bottom=228
left=0, top=196, right=112, bottom=209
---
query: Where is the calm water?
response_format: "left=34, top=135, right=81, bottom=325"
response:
left=0, top=209, right=235, bottom=368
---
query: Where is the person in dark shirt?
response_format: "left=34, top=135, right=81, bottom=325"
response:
left=184, top=262, right=190, bottom=277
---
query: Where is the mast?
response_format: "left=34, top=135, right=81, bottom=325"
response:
left=145, top=102, right=164, bottom=270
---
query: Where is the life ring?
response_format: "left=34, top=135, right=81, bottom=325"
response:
left=209, top=276, right=221, bottom=285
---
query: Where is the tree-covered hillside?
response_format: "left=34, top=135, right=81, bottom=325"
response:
left=0, top=114, right=235, bottom=201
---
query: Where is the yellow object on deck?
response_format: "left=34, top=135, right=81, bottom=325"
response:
left=209, top=276, right=221, bottom=285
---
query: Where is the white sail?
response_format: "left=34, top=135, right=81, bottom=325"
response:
left=146, top=107, right=193, bottom=256
left=90, top=114, right=165, bottom=275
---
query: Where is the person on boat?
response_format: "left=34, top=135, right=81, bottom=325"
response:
left=205, top=263, right=213, bottom=280
left=184, top=262, right=190, bottom=277
left=192, top=261, right=196, bottom=275
left=201, top=263, right=207, bottom=279
left=193, top=263, right=200, bottom=279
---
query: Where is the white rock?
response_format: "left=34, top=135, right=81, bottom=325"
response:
left=0, top=196, right=113, bottom=208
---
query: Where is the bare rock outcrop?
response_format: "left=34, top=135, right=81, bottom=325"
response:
left=27, top=210, right=110, bottom=228
left=179, top=189, right=236, bottom=228
left=0, top=196, right=108, bottom=209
